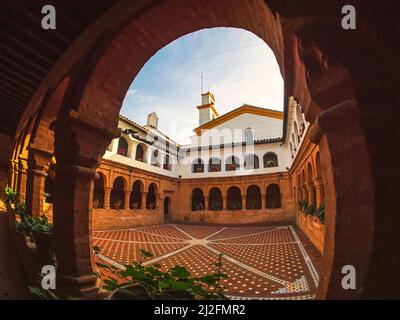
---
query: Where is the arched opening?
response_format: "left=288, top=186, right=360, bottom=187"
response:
left=263, top=152, right=278, bottom=168
left=208, top=187, right=222, bottom=210
left=191, top=188, right=205, bottom=211
left=227, top=186, right=242, bottom=210
left=110, top=177, right=126, bottom=209
left=246, top=185, right=261, bottom=209
left=163, top=154, right=172, bottom=171
left=164, top=196, right=171, bottom=221
left=130, top=180, right=143, bottom=209
left=135, top=144, right=146, bottom=162
left=192, top=158, right=204, bottom=173
left=146, top=183, right=157, bottom=210
left=225, top=155, right=240, bottom=171
left=244, top=154, right=260, bottom=170
left=117, top=137, right=129, bottom=157
left=266, top=184, right=281, bottom=208
left=93, top=172, right=105, bottom=209
left=208, top=157, right=221, bottom=172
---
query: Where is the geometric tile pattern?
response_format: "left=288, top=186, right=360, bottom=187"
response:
left=93, top=224, right=319, bottom=299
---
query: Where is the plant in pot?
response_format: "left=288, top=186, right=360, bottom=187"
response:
left=131, top=202, right=139, bottom=210
left=316, top=203, right=325, bottom=224
left=94, top=248, right=228, bottom=300
left=113, top=199, right=122, bottom=210
left=93, top=198, right=100, bottom=209
left=16, top=214, right=54, bottom=264
left=298, top=200, right=308, bottom=212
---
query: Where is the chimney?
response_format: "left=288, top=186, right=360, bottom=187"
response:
left=146, top=112, right=158, bottom=128
left=197, top=92, right=218, bottom=126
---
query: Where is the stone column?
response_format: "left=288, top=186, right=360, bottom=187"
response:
left=52, top=115, right=118, bottom=299
left=25, top=147, right=52, bottom=216
left=124, top=189, right=131, bottom=209
left=104, top=187, right=112, bottom=209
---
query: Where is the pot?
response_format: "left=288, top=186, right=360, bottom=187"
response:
left=32, top=231, right=54, bottom=264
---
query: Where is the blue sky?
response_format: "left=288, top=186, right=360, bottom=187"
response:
left=120, top=27, right=283, bottom=144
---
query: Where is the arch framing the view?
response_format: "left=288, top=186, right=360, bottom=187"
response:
left=13, top=0, right=379, bottom=301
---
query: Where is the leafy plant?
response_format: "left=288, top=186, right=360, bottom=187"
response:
left=5, top=185, right=26, bottom=216
left=209, top=203, right=222, bottom=211
left=95, top=248, right=228, bottom=300
left=298, top=200, right=308, bottom=211
left=304, top=202, right=316, bottom=216
left=316, top=203, right=325, bottom=224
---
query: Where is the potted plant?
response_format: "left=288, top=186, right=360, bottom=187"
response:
left=94, top=248, right=228, bottom=300
left=31, top=215, right=54, bottom=264
left=113, top=199, right=122, bottom=210
left=316, top=203, right=325, bottom=224
left=93, top=198, right=100, bottom=209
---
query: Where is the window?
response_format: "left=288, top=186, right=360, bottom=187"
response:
left=135, top=144, right=146, bottom=162
left=151, top=149, right=160, bottom=167
left=208, top=157, right=221, bottom=172
left=192, top=158, right=204, bottom=173
left=225, top=156, right=240, bottom=171
left=263, top=152, right=278, bottom=168
left=244, top=154, right=259, bottom=170
left=117, top=137, right=128, bottom=157
left=163, top=154, right=172, bottom=170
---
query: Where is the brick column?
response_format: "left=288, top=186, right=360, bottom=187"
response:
left=204, top=196, right=209, bottom=210
left=306, top=182, right=314, bottom=204
left=17, top=158, right=28, bottom=199
left=142, top=192, right=147, bottom=209
left=52, top=115, right=117, bottom=299
left=241, top=195, right=246, bottom=210
left=155, top=194, right=161, bottom=209
left=261, top=194, right=266, bottom=209
left=104, top=187, right=112, bottom=209
left=222, top=196, right=227, bottom=210
left=9, top=160, right=18, bottom=190
left=25, top=147, right=52, bottom=216
left=313, top=178, right=324, bottom=208
left=124, top=189, right=131, bottom=209
left=189, top=194, right=192, bottom=210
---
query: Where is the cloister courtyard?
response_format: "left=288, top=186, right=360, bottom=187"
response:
left=94, top=223, right=320, bottom=299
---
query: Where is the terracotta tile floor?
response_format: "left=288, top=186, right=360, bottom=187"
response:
left=94, top=224, right=320, bottom=300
